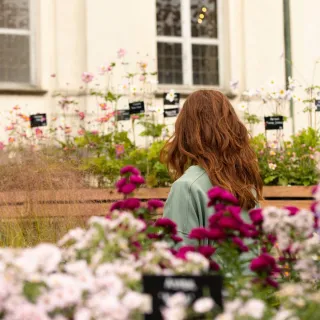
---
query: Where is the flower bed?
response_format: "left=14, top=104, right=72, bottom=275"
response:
left=0, top=166, right=319, bottom=319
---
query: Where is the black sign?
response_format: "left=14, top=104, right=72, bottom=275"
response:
left=143, top=275, right=223, bottom=320
left=30, top=114, right=47, bottom=128
left=315, top=100, right=320, bottom=112
left=116, top=110, right=130, bottom=121
left=129, top=101, right=145, bottom=115
left=163, top=93, right=180, bottom=105
left=264, top=116, right=284, bottom=130
left=164, top=108, right=179, bottom=118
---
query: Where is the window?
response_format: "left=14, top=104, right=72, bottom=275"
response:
left=0, top=0, right=33, bottom=84
left=156, top=0, right=221, bottom=86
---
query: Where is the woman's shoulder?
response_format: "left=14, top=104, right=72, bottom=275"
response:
left=172, top=165, right=212, bottom=193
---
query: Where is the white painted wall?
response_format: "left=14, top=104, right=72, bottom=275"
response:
left=0, top=0, right=319, bottom=145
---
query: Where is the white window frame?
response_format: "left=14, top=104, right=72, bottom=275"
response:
left=0, top=0, right=37, bottom=86
left=156, top=0, right=224, bottom=88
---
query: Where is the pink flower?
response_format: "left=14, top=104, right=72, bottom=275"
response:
left=78, top=129, right=85, bottom=135
left=176, top=246, right=196, bottom=260
left=0, top=142, right=4, bottom=150
left=35, top=128, right=43, bottom=138
left=122, top=198, right=141, bottom=210
left=155, top=218, right=177, bottom=234
left=207, top=187, right=239, bottom=207
left=171, top=234, right=183, bottom=243
left=198, top=245, right=216, bottom=258
left=284, top=206, right=299, bottom=216
left=81, top=72, right=94, bottom=83
left=249, top=208, right=264, bottom=225
left=110, top=200, right=124, bottom=212
left=147, top=199, right=164, bottom=210
left=115, top=144, right=125, bottom=158
left=189, top=227, right=208, bottom=240
left=116, top=177, right=127, bottom=190
left=139, top=75, right=146, bottom=82
left=250, top=253, right=279, bottom=273
left=129, top=175, right=145, bottom=185
left=117, top=48, right=126, bottom=58
left=209, top=260, right=220, bottom=271
left=232, top=237, right=249, bottom=252
left=206, top=228, right=226, bottom=240
left=120, top=183, right=136, bottom=194
left=91, top=130, right=99, bottom=135
left=78, top=112, right=85, bottom=120
left=120, top=165, right=140, bottom=176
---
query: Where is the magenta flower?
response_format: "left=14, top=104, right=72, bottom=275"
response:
left=116, top=177, right=127, bottom=190
left=232, top=237, right=249, bottom=252
left=148, top=199, right=164, bottom=210
left=81, top=72, right=94, bottom=83
left=208, top=187, right=239, bottom=206
left=284, top=206, right=299, bottom=216
left=218, top=216, right=240, bottom=230
left=206, top=228, right=226, bottom=240
left=208, top=211, right=224, bottom=228
left=249, top=208, right=264, bottom=225
left=120, top=183, right=136, bottom=194
left=130, top=175, right=145, bottom=185
left=250, top=253, right=279, bottom=273
left=171, top=234, right=183, bottom=243
left=110, top=200, right=124, bottom=212
left=176, top=246, right=196, bottom=260
left=209, top=260, right=220, bottom=271
left=226, top=206, right=243, bottom=223
left=267, top=234, right=277, bottom=245
left=188, top=227, right=209, bottom=240
left=266, top=277, right=279, bottom=288
left=122, top=198, right=141, bottom=210
left=120, top=165, right=140, bottom=176
left=198, top=245, right=216, bottom=258
left=155, top=218, right=177, bottom=234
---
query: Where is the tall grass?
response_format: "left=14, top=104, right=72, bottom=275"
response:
left=0, top=148, right=93, bottom=247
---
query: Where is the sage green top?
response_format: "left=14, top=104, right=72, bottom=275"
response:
left=163, top=165, right=259, bottom=244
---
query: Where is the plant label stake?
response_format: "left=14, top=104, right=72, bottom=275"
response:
left=315, top=100, right=320, bottom=112
left=30, top=113, right=47, bottom=128
left=264, top=116, right=284, bottom=130
left=129, top=101, right=145, bottom=114
left=163, top=108, right=179, bottom=118
left=143, top=275, right=223, bottom=320
left=163, top=93, right=180, bottom=106
left=116, top=110, right=130, bottom=121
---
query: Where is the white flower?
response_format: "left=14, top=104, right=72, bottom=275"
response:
left=272, top=309, right=298, bottom=320
left=193, top=297, right=214, bottom=313
left=131, top=86, right=138, bottom=94
left=239, top=299, right=265, bottom=319
left=166, top=292, right=188, bottom=308
left=166, top=89, right=176, bottom=102
left=215, top=313, right=234, bottom=320
left=185, top=252, right=209, bottom=270
left=162, top=306, right=186, bottom=320
left=225, top=298, right=242, bottom=313
left=268, top=79, right=276, bottom=86
left=237, top=102, right=248, bottom=111
left=230, top=80, right=239, bottom=91
left=74, top=308, right=92, bottom=320
left=268, top=163, right=277, bottom=170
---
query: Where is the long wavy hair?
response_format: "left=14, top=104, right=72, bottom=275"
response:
left=161, top=90, right=263, bottom=210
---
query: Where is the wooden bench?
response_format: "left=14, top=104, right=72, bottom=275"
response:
left=0, top=186, right=314, bottom=219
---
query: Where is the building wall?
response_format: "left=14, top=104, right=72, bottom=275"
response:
left=0, top=0, right=319, bottom=144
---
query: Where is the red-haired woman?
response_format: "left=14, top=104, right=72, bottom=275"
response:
left=161, top=90, right=263, bottom=243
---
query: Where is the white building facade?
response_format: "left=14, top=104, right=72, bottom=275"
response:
left=0, top=0, right=319, bottom=143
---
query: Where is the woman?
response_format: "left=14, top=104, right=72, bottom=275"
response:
left=161, top=90, right=263, bottom=243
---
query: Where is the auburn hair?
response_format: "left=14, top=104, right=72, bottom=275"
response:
left=161, top=90, right=263, bottom=210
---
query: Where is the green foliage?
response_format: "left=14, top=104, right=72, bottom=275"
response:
left=251, top=128, right=320, bottom=186
left=138, top=120, right=166, bottom=139
left=244, top=112, right=261, bottom=124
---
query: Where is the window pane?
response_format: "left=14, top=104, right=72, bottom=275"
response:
left=156, top=0, right=181, bottom=36
left=0, top=0, right=29, bottom=29
left=191, top=0, right=218, bottom=38
left=192, top=44, right=219, bottom=85
left=0, top=34, right=30, bottom=83
left=157, top=42, right=183, bottom=84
